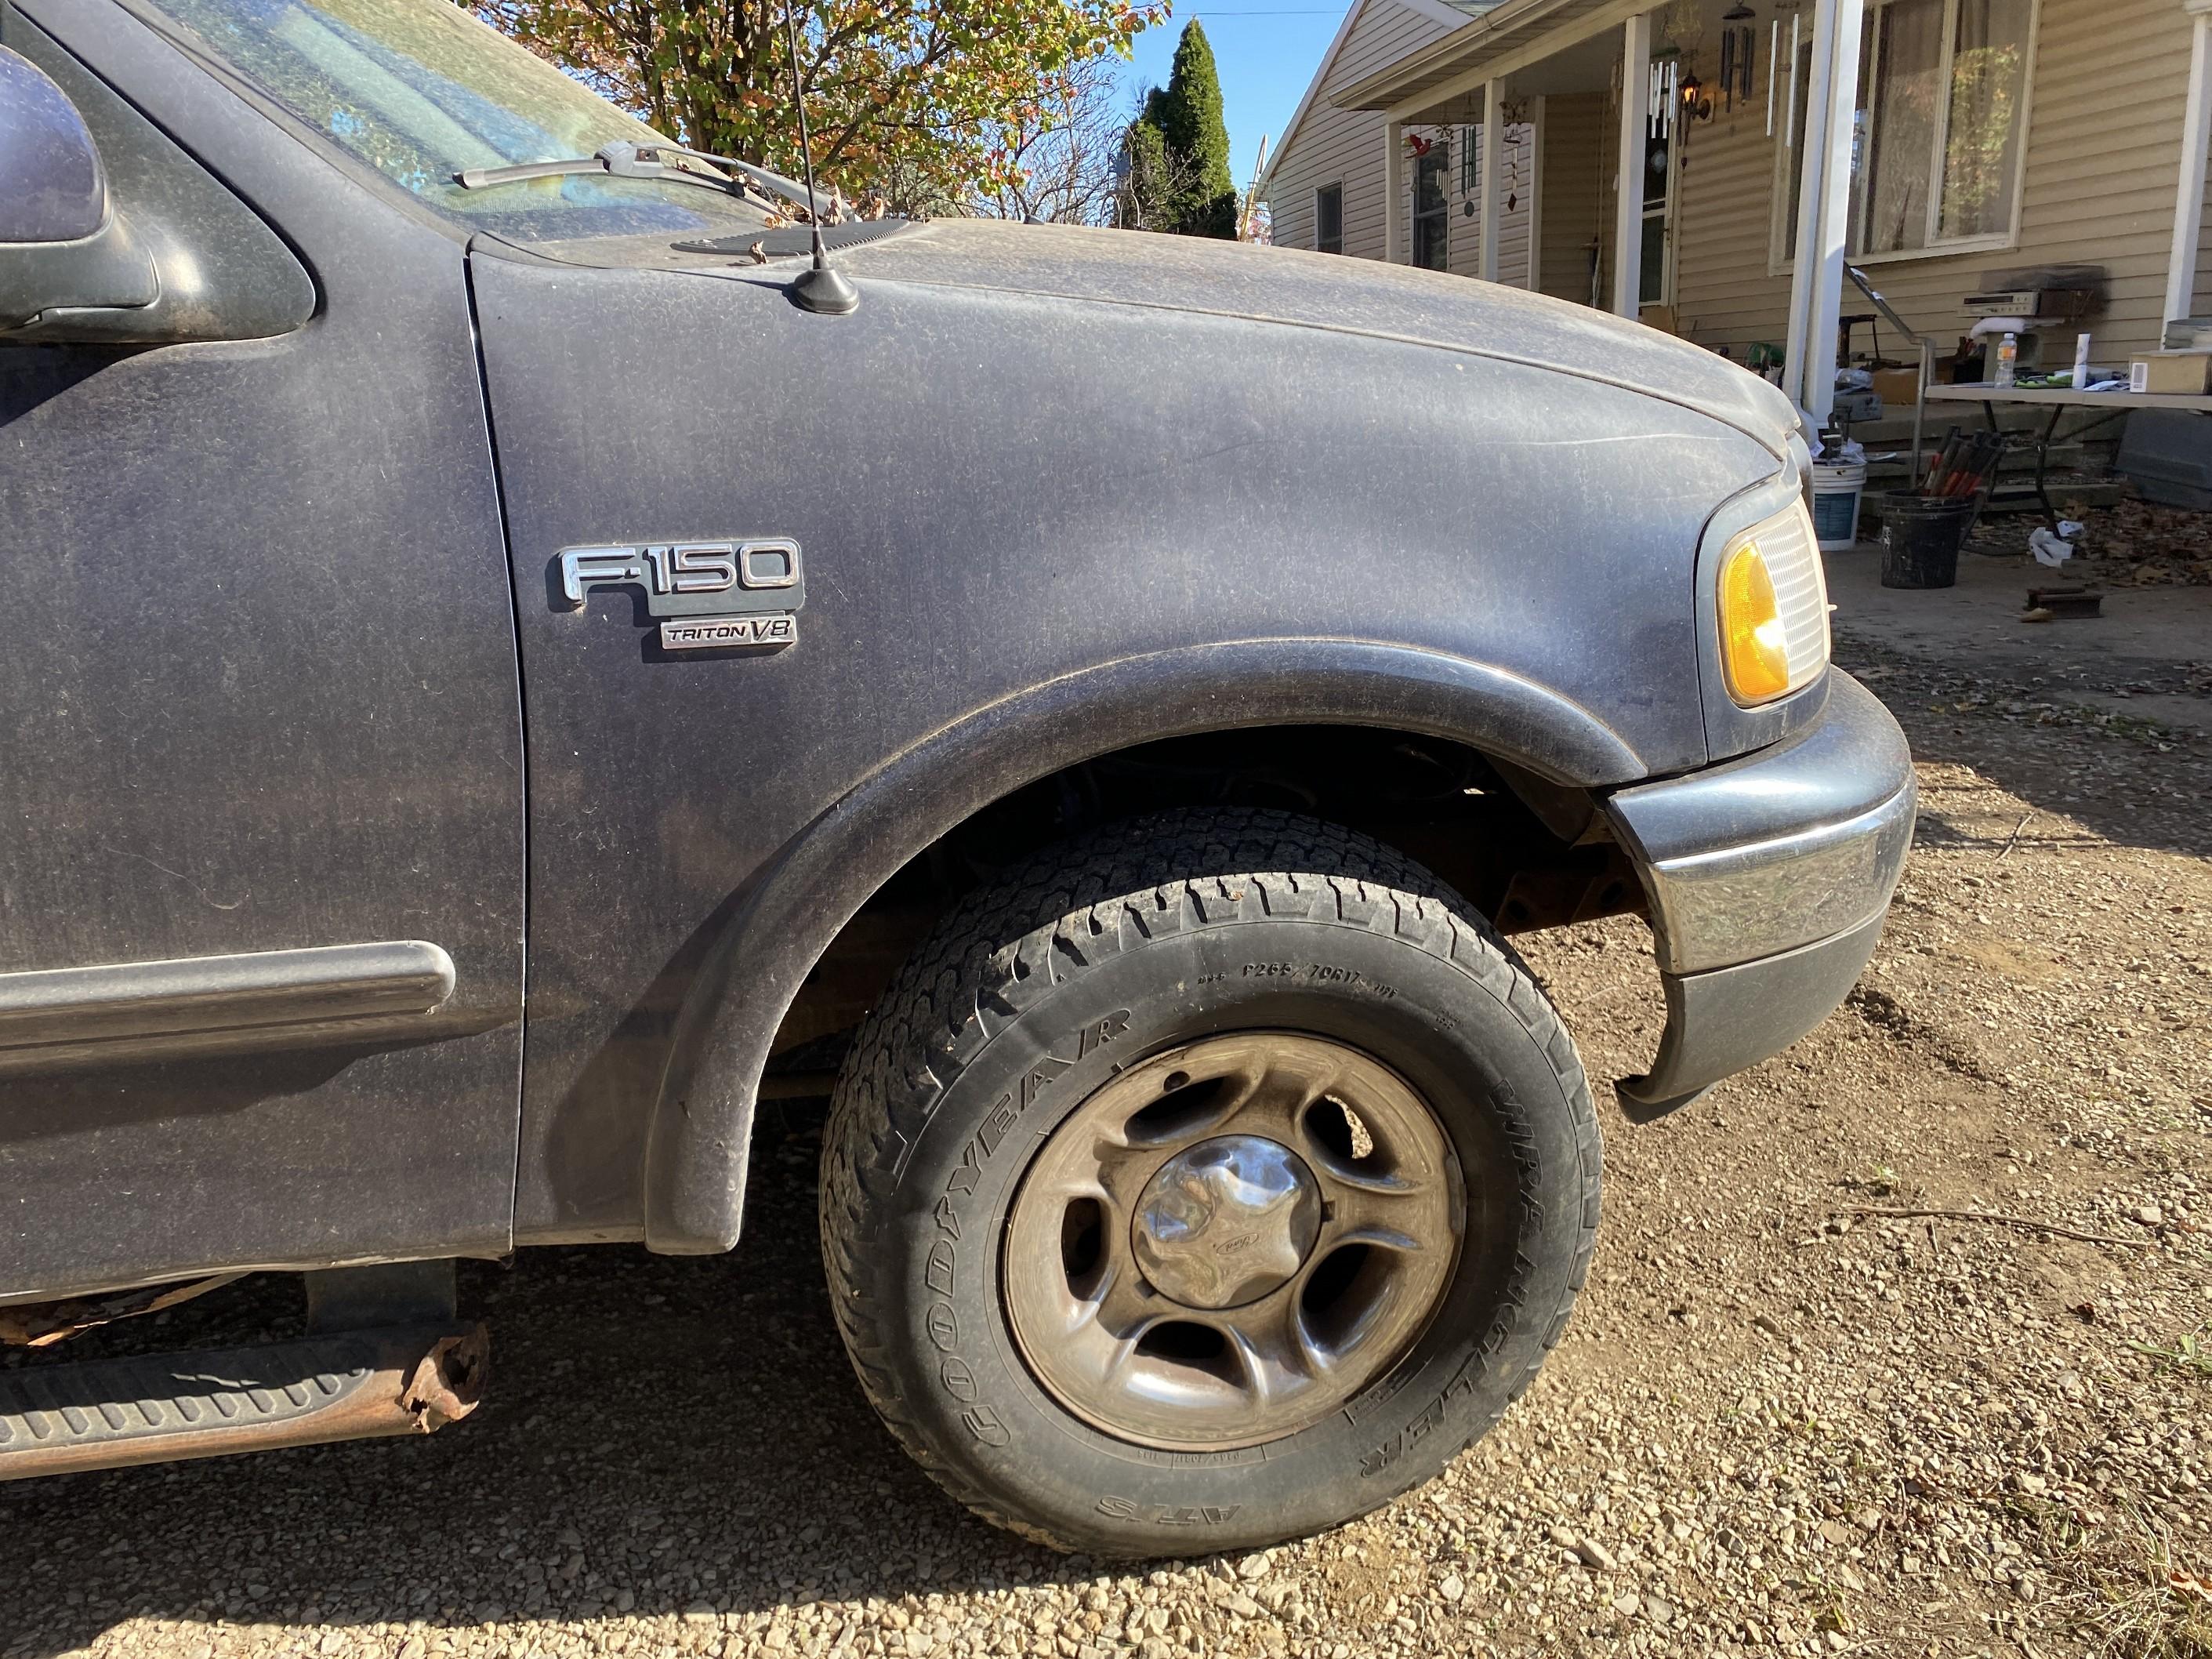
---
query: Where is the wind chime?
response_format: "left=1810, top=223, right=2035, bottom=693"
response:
left=1459, top=103, right=1531, bottom=216
left=1503, top=97, right=1528, bottom=212
left=1647, top=58, right=1677, bottom=142
left=1770, top=2, right=1804, bottom=141
left=1715, top=1, right=1757, bottom=116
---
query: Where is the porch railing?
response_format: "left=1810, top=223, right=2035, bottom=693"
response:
left=1847, top=263, right=1937, bottom=490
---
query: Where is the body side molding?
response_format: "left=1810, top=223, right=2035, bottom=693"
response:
left=0, top=941, right=458, bottom=1055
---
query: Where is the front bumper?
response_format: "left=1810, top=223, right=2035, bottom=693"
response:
left=1604, top=672, right=1916, bottom=1115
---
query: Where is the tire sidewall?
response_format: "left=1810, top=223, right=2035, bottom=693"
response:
left=871, top=901, right=1591, bottom=1555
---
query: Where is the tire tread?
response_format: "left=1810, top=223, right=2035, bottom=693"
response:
left=819, top=808, right=1600, bottom=1552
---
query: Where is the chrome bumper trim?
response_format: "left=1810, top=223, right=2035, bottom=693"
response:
left=1640, top=779, right=1915, bottom=973
left=1607, top=672, right=1916, bottom=975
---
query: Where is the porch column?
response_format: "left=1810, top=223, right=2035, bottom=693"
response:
left=2164, top=0, right=2212, bottom=326
left=1478, top=80, right=1504, bottom=281
left=1780, top=0, right=1833, bottom=409
left=1611, top=12, right=1651, bottom=317
left=1527, top=95, right=1546, bottom=290
left=1782, top=0, right=1864, bottom=424
left=1796, top=0, right=1866, bottom=431
left=1384, top=119, right=1405, bottom=263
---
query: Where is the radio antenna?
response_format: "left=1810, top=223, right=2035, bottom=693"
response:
left=783, top=4, right=859, bottom=314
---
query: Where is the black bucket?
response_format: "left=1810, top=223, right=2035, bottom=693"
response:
left=1879, top=494, right=1976, bottom=588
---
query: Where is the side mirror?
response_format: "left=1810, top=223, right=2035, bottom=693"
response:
left=0, top=45, right=158, bottom=332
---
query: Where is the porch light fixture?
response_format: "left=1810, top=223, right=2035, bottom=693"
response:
left=1681, top=71, right=1712, bottom=122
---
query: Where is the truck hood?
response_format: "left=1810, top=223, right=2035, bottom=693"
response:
left=824, top=218, right=1799, bottom=457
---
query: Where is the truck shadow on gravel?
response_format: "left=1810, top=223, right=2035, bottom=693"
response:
left=0, top=1109, right=1087, bottom=1659
left=1838, top=637, right=2212, bottom=865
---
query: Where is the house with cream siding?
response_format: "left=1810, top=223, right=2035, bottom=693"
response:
left=1260, top=0, right=2212, bottom=426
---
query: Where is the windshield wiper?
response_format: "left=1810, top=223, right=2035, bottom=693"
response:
left=455, top=140, right=844, bottom=224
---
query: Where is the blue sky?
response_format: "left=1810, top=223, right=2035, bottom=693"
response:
left=1115, top=3, right=1346, bottom=194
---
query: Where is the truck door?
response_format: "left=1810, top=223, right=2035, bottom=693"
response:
left=0, top=3, right=525, bottom=1300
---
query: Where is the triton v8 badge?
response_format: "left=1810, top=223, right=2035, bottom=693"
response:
left=554, top=539, right=803, bottom=652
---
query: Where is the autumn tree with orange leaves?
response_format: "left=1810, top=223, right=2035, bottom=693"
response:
left=474, top=0, right=1168, bottom=213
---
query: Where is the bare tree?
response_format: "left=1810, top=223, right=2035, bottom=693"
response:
left=959, top=57, right=1133, bottom=225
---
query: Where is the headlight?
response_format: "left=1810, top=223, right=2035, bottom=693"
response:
left=1715, top=496, right=1829, bottom=705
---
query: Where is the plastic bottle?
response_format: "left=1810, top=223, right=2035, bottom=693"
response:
left=1994, top=332, right=2018, bottom=388
left=2073, top=332, right=2092, bottom=389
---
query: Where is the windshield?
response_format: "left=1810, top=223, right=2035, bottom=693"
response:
left=134, top=0, right=771, bottom=242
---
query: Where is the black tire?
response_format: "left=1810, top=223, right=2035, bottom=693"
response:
left=820, top=808, right=1600, bottom=1556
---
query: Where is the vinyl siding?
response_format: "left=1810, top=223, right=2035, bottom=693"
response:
left=1668, top=75, right=1785, bottom=354
left=1672, top=0, right=2199, bottom=366
left=1266, top=0, right=2199, bottom=365
left=1439, top=122, right=1537, bottom=286
left=1265, top=0, right=1456, bottom=260
left=1263, top=0, right=1536, bottom=280
left=1539, top=93, right=1609, bottom=306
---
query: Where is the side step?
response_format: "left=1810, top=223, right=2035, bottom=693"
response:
left=0, top=1323, right=486, bottom=1481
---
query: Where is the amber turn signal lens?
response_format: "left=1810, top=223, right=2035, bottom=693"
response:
left=1718, top=542, right=1793, bottom=703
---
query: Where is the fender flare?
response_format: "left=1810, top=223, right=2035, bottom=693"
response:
left=640, top=636, right=1645, bottom=1251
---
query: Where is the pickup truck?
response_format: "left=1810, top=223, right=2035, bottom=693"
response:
left=0, top=0, right=1915, bottom=1556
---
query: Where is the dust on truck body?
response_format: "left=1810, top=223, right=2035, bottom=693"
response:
left=0, top=0, right=1913, bottom=1553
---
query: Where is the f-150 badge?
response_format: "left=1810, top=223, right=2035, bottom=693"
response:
left=554, top=539, right=803, bottom=652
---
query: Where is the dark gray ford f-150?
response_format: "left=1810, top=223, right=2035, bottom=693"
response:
left=0, top=0, right=1913, bottom=1553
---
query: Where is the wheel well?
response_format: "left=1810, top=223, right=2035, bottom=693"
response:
left=763, top=724, right=1644, bottom=1084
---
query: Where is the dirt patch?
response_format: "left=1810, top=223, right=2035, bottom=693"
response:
left=0, top=641, right=2205, bottom=1659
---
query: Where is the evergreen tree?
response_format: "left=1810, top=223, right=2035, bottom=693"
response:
left=1124, top=21, right=1238, bottom=236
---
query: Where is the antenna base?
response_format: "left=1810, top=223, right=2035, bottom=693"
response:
left=792, top=261, right=859, bottom=315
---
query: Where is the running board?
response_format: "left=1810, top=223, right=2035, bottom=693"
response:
left=0, top=1323, right=487, bottom=1481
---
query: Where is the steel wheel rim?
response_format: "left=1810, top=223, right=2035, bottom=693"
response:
left=1002, top=1032, right=1465, bottom=1450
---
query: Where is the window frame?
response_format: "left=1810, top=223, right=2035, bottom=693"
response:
left=1641, top=118, right=1680, bottom=307
left=1411, top=142, right=1449, bottom=270
left=1767, top=0, right=2039, bottom=273
left=1314, top=181, right=1344, bottom=253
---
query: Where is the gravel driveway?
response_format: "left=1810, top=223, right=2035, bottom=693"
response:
left=3, top=637, right=2207, bottom=1659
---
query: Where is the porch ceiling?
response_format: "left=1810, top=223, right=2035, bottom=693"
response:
left=1329, top=0, right=1630, bottom=114
left=1505, top=29, right=1620, bottom=96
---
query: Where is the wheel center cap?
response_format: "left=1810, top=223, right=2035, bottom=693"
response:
left=1131, top=1134, right=1323, bottom=1309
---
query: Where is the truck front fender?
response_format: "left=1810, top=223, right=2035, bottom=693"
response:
left=641, top=636, right=1642, bottom=1252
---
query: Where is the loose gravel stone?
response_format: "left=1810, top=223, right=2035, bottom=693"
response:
left=2, top=636, right=2207, bottom=1659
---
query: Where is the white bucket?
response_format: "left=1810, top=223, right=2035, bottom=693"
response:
left=1810, top=461, right=1867, bottom=550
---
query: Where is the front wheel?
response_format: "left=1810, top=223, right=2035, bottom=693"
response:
left=820, top=808, right=1600, bottom=1556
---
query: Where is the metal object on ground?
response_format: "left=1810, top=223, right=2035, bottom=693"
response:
left=0, top=1323, right=487, bottom=1481
left=2025, top=586, right=2103, bottom=619
left=1002, top=1034, right=1463, bottom=1450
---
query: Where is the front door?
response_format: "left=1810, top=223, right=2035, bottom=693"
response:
left=0, top=1, right=526, bottom=1301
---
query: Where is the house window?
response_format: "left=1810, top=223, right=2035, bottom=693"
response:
left=1412, top=144, right=1449, bottom=270
left=1315, top=183, right=1344, bottom=253
left=1775, top=0, right=2033, bottom=262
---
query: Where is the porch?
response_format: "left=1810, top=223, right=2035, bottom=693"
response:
left=1326, top=0, right=2212, bottom=430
